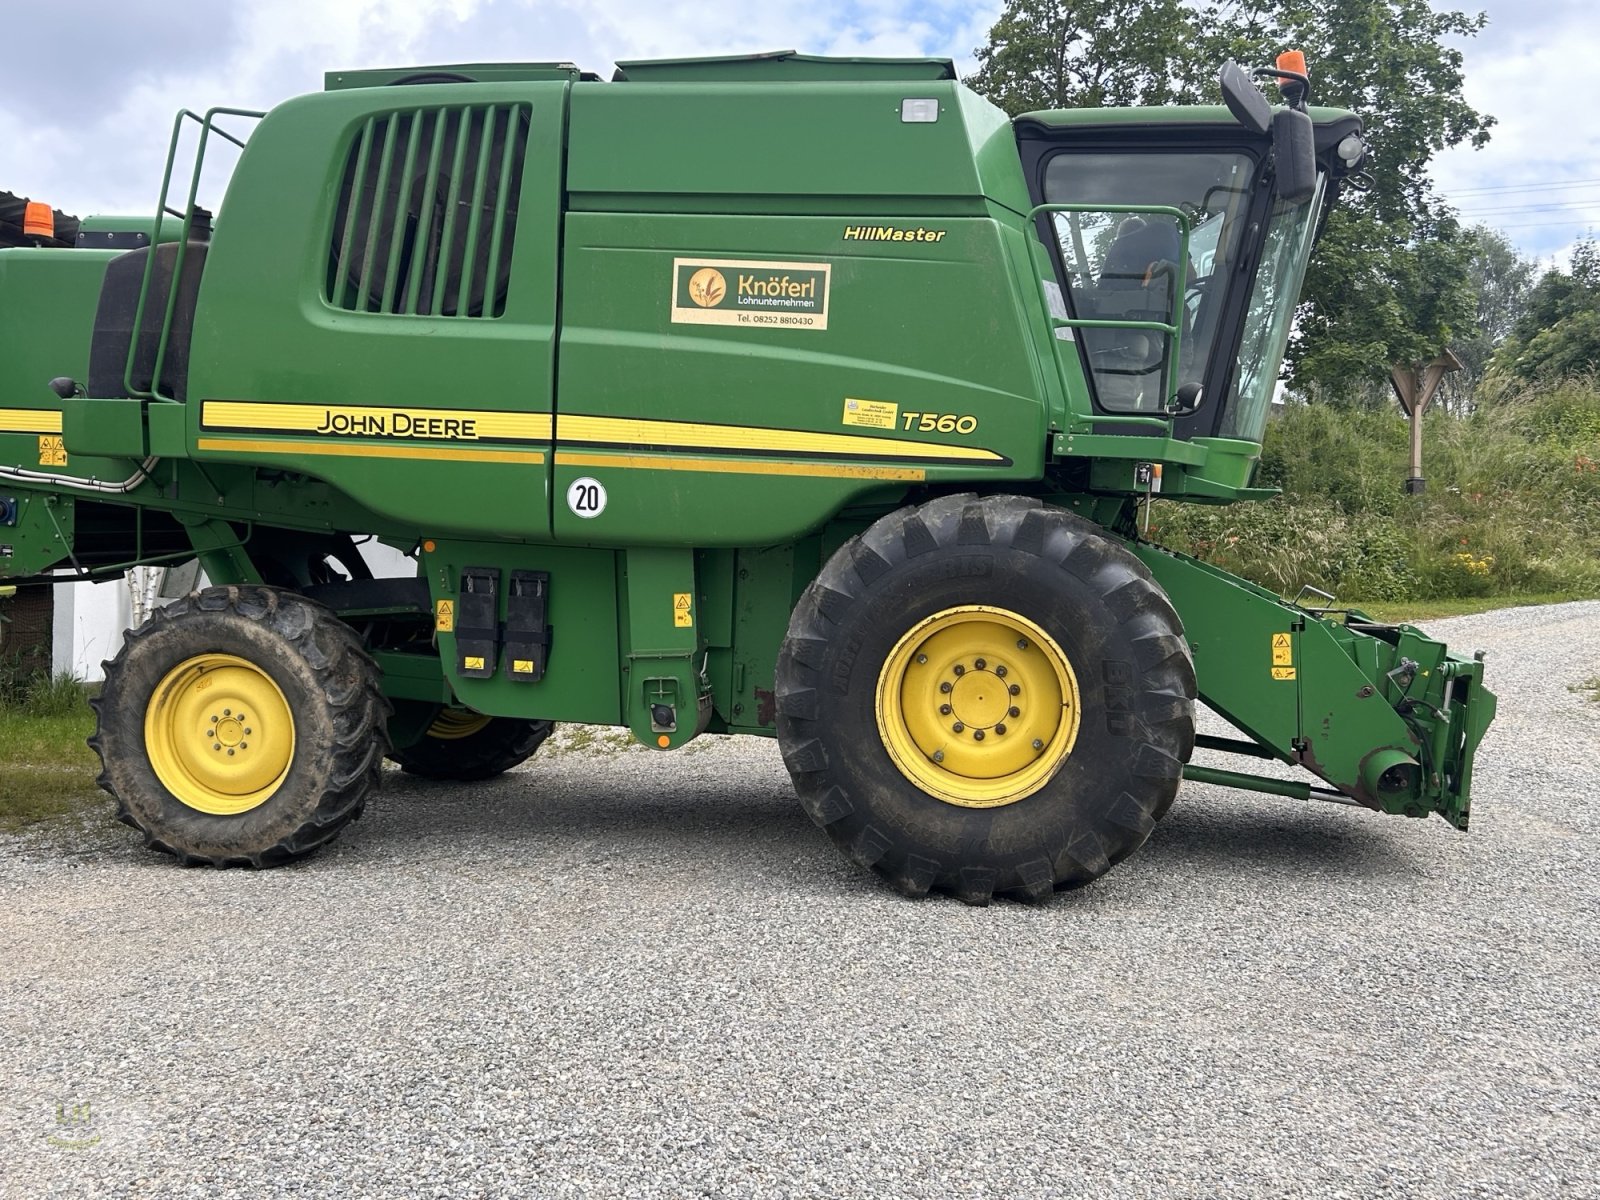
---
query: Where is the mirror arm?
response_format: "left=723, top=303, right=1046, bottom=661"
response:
left=1251, top=67, right=1311, bottom=111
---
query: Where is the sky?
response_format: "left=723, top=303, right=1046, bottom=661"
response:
left=2, top=0, right=1593, bottom=269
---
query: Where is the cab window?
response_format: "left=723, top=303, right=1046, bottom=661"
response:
left=1043, top=150, right=1257, bottom=413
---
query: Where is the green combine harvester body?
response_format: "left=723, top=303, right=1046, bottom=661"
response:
left=0, top=52, right=1494, bottom=898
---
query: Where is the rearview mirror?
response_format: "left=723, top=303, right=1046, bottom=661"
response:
left=1272, top=108, right=1317, bottom=204
left=1169, top=381, right=1205, bottom=417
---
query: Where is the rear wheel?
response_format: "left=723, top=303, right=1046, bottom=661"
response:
left=775, top=494, right=1195, bottom=903
left=91, top=586, right=389, bottom=866
left=388, top=706, right=554, bottom=781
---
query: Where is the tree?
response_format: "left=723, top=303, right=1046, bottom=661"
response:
left=1437, top=226, right=1537, bottom=408
left=963, top=0, right=1210, bottom=113
left=965, top=0, right=1495, bottom=400
left=1291, top=210, right=1477, bottom=407
left=1489, top=240, right=1600, bottom=385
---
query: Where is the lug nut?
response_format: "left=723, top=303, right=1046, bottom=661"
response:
left=995, top=665, right=1007, bottom=678
left=1017, top=639, right=1029, bottom=650
left=974, top=658, right=986, bottom=670
left=939, top=704, right=951, bottom=715
left=213, top=743, right=222, bottom=751
left=933, top=750, right=944, bottom=763
left=244, top=728, right=252, bottom=735
left=952, top=722, right=965, bottom=733
left=953, top=664, right=966, bottom=676
left=994, top=723, right=1006, bottom=735
left=916, top=654, right=928, bottom=665
left=1009, top=684, right=1020, bottom=696
left=240, top=743, right=248, bottom=749
left=1032, top=738, right=1044, bottom=751
left=224, top=709, right=231, bottom=717
left=1009, top=706, right=1020, bottom=718
left=973, top=729, right=985, bottom=741
left=940, top=681, right=952, bottom=694
left=227, top=749, right=235, bottom=756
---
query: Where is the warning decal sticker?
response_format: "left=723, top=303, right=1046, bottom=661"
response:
left=1270, top=632, right=1294, bottom=680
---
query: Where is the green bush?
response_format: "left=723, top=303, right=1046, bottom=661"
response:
left=1154, top=378, right=1600, bottom=602
left=0, top=665, right=92, bottom=718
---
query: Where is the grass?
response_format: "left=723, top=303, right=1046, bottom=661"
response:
left=0, top=700, right=103, bottom=833
left=1153, top=379, right=1600, bottom=606
left=1572, top=676, right=1600, bottom=705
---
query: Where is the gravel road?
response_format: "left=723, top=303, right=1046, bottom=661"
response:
left=3, top=601, right=1598, bottom=1198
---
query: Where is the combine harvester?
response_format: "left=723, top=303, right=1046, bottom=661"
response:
left=0, top=51, right=1494, bottom=900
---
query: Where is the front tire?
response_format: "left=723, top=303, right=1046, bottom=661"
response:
left=775, top=494, right=1195, bottom=903
left=90, top=586, right=389, bottom=866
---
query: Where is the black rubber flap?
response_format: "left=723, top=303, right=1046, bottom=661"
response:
left=504, top=570, right=550, bottom=683
left=454, top=567, right=499, bottom=678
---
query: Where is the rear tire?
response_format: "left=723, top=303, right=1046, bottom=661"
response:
left=90, top=586, right=389, bottom=867
left=775, top=494, right=1195, bottom=903
left=388, top=707, right=554, bottom=781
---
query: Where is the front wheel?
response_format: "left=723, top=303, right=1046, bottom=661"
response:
left=775, top=494, right=1195, bottom=903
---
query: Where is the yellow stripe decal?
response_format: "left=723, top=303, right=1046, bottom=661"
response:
left=202, top=401, right=553, bottom=443
left=197, top=438, right=543, bottom=465
left=555, top=451, right=924, bottom=482
left=557, top=415, right=1004, bottom=463
left=0, top=409, right=64, bottom=434
left=195, top=403, right=998, bottom=467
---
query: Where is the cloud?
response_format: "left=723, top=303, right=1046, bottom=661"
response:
left=1432, top=0, right=1600, bottom=261
left=1, top=0, right=1002, bottom=217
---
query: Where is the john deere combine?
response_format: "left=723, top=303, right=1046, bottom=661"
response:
left=0, top=51, right=1494, bottom=899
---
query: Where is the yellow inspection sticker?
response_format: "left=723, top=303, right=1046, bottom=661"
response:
left=435, top=599, right=455, bottom=633
left=673, top=592, right=693, bottom=628
left=842, top=398, right=898, bottom=430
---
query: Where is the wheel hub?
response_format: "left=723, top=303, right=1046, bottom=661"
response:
left=949, top=668, right=1011, bottom=730
left=875, top=606, right=1081, bottom=809
left=145, top=654, right=294, bottom=815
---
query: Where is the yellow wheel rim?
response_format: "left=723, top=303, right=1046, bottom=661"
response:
left=425, top=709, right=492, bottom=740
left=144, top=654, right=295, bottom=815
left=875, top=605, right=1081, bottom=809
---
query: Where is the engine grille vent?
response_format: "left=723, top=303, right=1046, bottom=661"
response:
left=327, top=103, right=531, bottom=318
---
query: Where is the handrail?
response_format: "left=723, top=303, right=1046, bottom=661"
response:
left=127, top=106, right=266, bottom=402
left=1025, top=202, right=1191, bottom=429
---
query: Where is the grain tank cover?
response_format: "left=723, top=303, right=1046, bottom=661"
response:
left=611, top=50, right=956, bottom=83
left=324, top=62, right=583, bottom=90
